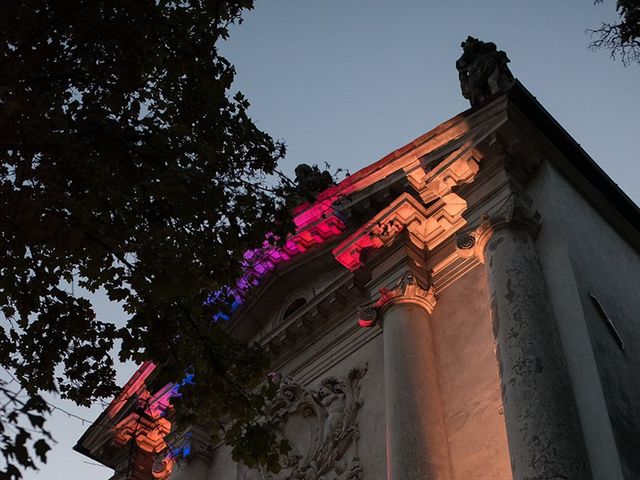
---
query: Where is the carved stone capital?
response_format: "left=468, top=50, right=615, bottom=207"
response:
left=152, top=453, right=174, bottom=480
left=357, top=305, right=378, bottom=328
left=151, top=426, right=211, bottom=479
left=457, top=192, right=541, bottom=263
left=358, top=274, right=436, bottom=328
left=504, top=152, right=543, bottom=186
left=478, top=191, right=541, bottom=237
left=377, top=277, right=437, bottom=314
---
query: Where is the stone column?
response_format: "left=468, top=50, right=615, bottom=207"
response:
left=361, top=277, right=452, bottom=480
left=470, top=194, right=592, bottom=479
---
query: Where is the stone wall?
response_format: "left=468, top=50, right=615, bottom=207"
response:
left=431, top=264, right=511, bottom=479
left=531, top=161, right=640, bottom=479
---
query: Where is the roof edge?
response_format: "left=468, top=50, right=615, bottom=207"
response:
left=507, top=80, right=640, bottom=235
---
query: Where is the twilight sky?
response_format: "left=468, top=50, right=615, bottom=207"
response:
left=20, top=1, right=638, bottom=479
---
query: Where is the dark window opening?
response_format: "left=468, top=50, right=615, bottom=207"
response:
left=283, top=297, right=307, bottom=319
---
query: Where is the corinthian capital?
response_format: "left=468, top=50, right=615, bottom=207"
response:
left=358, top=274, right=436, bottom=327
left=455, top=192, right=540, bottom=262
left=455, top=191, right=541, bottom=263
left=481, top=192, right=540, bottom=235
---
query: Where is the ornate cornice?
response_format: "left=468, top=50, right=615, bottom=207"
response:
left=332, top=192, right=465, bottom=271
left=259, top=273, right=359, bottom=357
left=151, top=425, right=211, bottom=478
left=412, top=149, right=481, bottom=217
left=358, top=274, right=436, bottom=327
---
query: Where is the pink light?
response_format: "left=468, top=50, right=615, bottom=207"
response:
left=227, top=207, right=346, bottom=309
left=333, top=234, right=384, bottom=271
left=358, top=318, right=376, bottom=328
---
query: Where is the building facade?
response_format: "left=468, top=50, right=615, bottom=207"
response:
left=76, top=42, right=640, bottom=480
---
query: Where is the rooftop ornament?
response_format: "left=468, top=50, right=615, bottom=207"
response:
left=456, top=36, right=515, bottom=107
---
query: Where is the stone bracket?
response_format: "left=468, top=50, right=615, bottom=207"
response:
left=332, top=192, right=466, bottom=271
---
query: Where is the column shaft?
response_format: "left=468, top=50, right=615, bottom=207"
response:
left=483, top=226, right=591, bottom=479
left=383, top=302, right=451, bottom=480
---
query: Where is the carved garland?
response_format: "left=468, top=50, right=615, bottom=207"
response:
left=240, top=363, right=368, bottom=480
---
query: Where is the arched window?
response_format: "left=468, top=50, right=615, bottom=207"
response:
left=275, top=285, right=315, bottom=327
left=282, top=297, right=307, bottom=320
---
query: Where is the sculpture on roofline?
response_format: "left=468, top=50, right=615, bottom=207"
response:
left=456, top=36, right=515, bottom=107
left=290, top=163, right=335, bottom=206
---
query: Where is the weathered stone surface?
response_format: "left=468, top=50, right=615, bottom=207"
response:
left=529, top=163, right=636, bottom=479
left=456, top=36, right=514, bottom=106
left=382, top=301, right=452, bottom=480
left=482, top=224, right=591, bottom=479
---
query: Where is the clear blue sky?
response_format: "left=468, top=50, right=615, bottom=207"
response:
left=22, top=1, right=638, bottom=478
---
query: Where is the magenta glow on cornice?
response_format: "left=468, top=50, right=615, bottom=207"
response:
left=213, top=138, right=427, bottom=319
left=212, top=199, right=347, bottom=321
left=235, top=210, right=346, bottom=293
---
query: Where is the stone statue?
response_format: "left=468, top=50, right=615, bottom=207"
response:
left=289, top=164, right=335, bottom=206
left=455, top=36, right=514, bottom=106
left=315, top=377, right=347, bottom=441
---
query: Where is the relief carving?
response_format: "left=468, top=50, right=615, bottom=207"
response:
left=239, top=363, right=368, bottom=480
left=474, top=192, right=541, bottom=241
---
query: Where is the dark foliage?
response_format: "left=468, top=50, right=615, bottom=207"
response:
left=590, top=0, right=640, bottom=65
left=0, top=1, right=297, bottom=477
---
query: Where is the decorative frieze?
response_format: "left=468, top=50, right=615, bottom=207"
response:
left=238, top=363, right=368, bottom=480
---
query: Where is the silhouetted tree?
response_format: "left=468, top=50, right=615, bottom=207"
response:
left=590, top=0, right=640, bottom=65
left=0, top=1, right=297, bottom=477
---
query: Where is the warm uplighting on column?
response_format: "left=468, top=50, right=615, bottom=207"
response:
left=359, top=274, right=452, bottom=480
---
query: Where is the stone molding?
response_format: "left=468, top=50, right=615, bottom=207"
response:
left=456, top=192, right=541, bottom=263
left=151, top=427, right=206, bottom=480
left=413, top=149, right=481, bottom=217
left=259, top=273, right=359, bottom=358
left=112, top=398, right=172, bottom=454
left=331, top=97, right=507, bottom=224
left=333, top=192, right=465, bottom=271
left=358, top=274, right=436, bottom=328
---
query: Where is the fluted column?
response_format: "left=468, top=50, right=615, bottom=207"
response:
left=467, top=193, right=591, bottom=479
left=360, top=277, right=451, bottom=480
